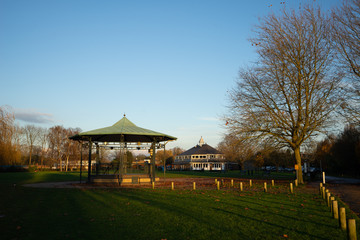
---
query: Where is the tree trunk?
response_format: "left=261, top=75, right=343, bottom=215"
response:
left=66, top=156, right=69, bottom=172
left=40, top=154, right=44, bottom=169
left=29, top=147, right=32, bottom=165
left=59, top=150, right=62, bottom=172
left=294, top=147, right=304, bottom=184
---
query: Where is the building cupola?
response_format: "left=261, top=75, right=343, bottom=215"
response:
left=199, top=136, right=205, bottom=147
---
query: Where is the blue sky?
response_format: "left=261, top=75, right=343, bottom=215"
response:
left=0, top=0, right=341, bottom=150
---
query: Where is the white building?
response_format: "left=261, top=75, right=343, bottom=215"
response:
left=173, top=137, right=227, bottom=171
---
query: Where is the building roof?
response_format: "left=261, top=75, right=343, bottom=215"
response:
left=70, top=116, right=177, bottom=143
left=178, top=143, right=222, bottom=156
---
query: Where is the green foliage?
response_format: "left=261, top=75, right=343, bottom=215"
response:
left=264, top=149, right=293, bottom=168
left=314, top=125, right=360, bottom=177
left=27, top=166, right=37, bottom=172
left=254, top=152, right=264, bottom=168
left=165, top=156, right=174, bottom=165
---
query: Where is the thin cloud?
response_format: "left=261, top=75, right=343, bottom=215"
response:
left=197, top=117, right=219, bottom=122
left=14, top=109, right=54, bottom=124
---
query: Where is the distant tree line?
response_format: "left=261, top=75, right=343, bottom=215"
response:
left=313, top=125, right=360, bottom=177
left=219, top=125, right=360, bottom=178
left=0, top=106, right=82, bottom=171
left=217, top=133, right=293, bottom=170
left=155, top=147, right=184, bottom=166
left=0, top=106, right=184, bottom=171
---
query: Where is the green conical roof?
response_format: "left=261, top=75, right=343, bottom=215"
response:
left=70, top=116, right=177, bottom=143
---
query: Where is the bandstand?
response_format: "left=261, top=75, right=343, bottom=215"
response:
left=70, top=115, right=176, bottom=184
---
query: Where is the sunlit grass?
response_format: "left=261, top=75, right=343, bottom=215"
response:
left=0, top=172, right=357, bottom=240
left=162, top=170, right=296, bottom=180
left=0, top=171, right=85, bottom=185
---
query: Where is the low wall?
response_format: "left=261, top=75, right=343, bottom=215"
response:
left=91, top=174, right=159, bottom=185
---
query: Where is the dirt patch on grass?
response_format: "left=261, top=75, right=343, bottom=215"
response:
left=308, top=181, right=360, bottom=217
left=326, top=183, right=360, bottom=217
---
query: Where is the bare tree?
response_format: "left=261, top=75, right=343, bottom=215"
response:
left=23, top=125, right=41, bottom=165
left=11, top=125, right=23, bottom=165
left=217, top=133, right=254, bottom=169
left=38, top=127, right=48, bottom=167
left=99, top=147, right=111, bottom=163
left=0, top=106, right=22, bottom=165
left=0, top=106, right=14, bottom=146
left=171, top=147, right=184, bottom=156
left=226, top=6, right=343, bottom=183
left=48, top=126, right=67, bottom=171
left=155, top=149, right=173, bottom=165
left=63, top=127, right=81, bottom=171
left=332, top=0, right=360, bottom=123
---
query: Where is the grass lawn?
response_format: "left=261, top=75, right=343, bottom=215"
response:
left=0, top=172, right=358, bottom=240
left=162, top=170, right=296, bottom=180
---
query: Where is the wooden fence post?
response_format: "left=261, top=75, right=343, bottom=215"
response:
left=322, top=187, right=326, bottom=200
left=348, top=219, right=357, bottom=240
left=249, top=180, right=252, bottom=187
left=217, top=181, right=220, bottom=190
left=152, top=182, right=155, bottom=189
left=271, top=180, right=274, bottom=187
left=193, top=182, right=196, bottom=190
left=171, top=182, right=174, bottom=190
left=333, top=200, right=338, bottom=219
left=319, top=183, right=323, bottom=194
left=339, top=207, right=347, bottom=230
left=295, top=179, right=298, bottom=187
left=231, top=179, right=234, bottom=187
left=290, top=183, right=293, bottom=193
left=330, top=197, right=335, bottom=212
left=320, top=186, right=323, bottom=198
left=327, top=192, right=331, bottom=207
left=264, top=182, right=267, bottom=192
left=240, top=182, right=243, bottom=191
